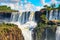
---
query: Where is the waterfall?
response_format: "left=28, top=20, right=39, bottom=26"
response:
left=29, top=12, right=35, bottom=21
left=11, top=12, right=19, bottom=22
left=9, top=11, right=37, bottom=40
left=55, top=9, right=58, bottom=20
left=45, top=29, right=48, bottom=40
left=59, top=11, right=60, bottom=19
left=18, top=12, right=23, bottom=24
left=0, top=11, right=36, bottom=40
left=58, top=10, right=59, bottom=20
left=46, top=11, right=48, bottom=20
left=49, top=9, right=58, bottom=20
left=56, top=26, right=60, bottom=40
left=49, top=10, right=53, bottom=20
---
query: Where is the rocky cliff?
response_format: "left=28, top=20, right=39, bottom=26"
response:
left=0, top=23, right=24, bottom=40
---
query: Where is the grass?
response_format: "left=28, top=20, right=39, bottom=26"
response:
left=0, top=23, right=24, bottom=40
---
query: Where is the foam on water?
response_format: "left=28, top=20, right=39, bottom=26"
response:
left=56, top=27, right=60, bottom=40
left=9, top=21, right=37, bottom=40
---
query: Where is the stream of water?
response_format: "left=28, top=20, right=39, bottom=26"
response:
left=10, top=11, right=37, bottom=40
left=56, top=26, right=60, bottom=40
left=1, top=9, right=60, bottom=40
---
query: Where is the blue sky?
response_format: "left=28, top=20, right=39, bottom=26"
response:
left=0, top=0, right=60, bottom=11
left=27, top=0, right=60, bottom=6
left=27, top=0, right=51, bottom=6
left=0, top=0, right=60, bottom=6
left=28, top=0, right=41, bottom=6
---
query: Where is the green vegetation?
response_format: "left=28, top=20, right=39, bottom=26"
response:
left=34, top=7, right=58, bottom=40
left=34, top=14, right=47, bottom=40
left=34, top=22, right=47, bottom=40
left=0, top=23, right=24, bottom=40
left=0, top=5, right=11, bottom=10
left=41, top=14, right=48, bottom=23
left=0, top=5, right=18, bottom=12
left=43, top=4, right=60, bottom=11
left=34, top=17, right=57, bottom=40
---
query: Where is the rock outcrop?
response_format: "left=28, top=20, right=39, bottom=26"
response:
left=0, top=23, right=24, bottom=40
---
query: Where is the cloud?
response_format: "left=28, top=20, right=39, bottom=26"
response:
left=0, top=0, right=19, bottom=3
left=1, top=3, right=15, bottom=9
left=51, top=0, right=56, bottom=3
left=19, top=1, right=45, bottom=11
left=36, top=6, right=44, bottom=11
left=40, top=0, right=51, bottom=6
left=55, top=1, right=60, bottom=4
left=1, top=3, right=19, bottom=10
left=1, top=0, right=59, bottom=12
left=0, top=0, right=19, bottom=10
left=19, top=2, right=38, bottom=12
left=10, top=0, right=19, bottom=3
left=45, top=3, right=51, bottom=6
left=57, top=1, right=60, bottom=4
left=24, top=0, right=27, bottom=3
left=49, top=0, right=60, bottom=4
left=19, top=2, right=44, bottom=12
left=40, top=0, right=60, bottom=6
left=24, top=2, right=34, bottom=11
left=41, top=0, right=45, bottom=5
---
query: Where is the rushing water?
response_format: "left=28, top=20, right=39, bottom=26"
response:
left=1, top=9, right=60, bottom=40
left=9, top=11, right=37, bottom=40
left=0, top=11, right=37, bottom=40
left=56, top=26, right=60, bottom=40
left=49, top=10, right=53, bottom=20
left=47, top=9, right=60, bottom=20
left=0, top=11, right=50, bottom=40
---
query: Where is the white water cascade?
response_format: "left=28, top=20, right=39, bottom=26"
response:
left=49, top=10, right=53, bottom=20
left=56, top=26, right=60, bottom=40
left=49, top=9, right=59, bottom=20
left=8, top=11, right=37, bottom=40
left=55, top=9, right=58, bottom=20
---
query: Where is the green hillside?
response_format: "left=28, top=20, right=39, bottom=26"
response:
left=0, top=23, right=24, bottom=40
left=0, top=5, right=18, bottom=12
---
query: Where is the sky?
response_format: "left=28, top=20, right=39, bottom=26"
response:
left=0, top=0, right=60, bottom=11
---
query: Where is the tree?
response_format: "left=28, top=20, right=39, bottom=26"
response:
left=44, top=5, right=51, bottom=10
left=41, top=14, right=48, bottom=23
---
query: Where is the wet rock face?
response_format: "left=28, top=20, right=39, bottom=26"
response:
left=0, top=23, right=24, bottom=40
left=35, top=11, right=42, bottom=23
